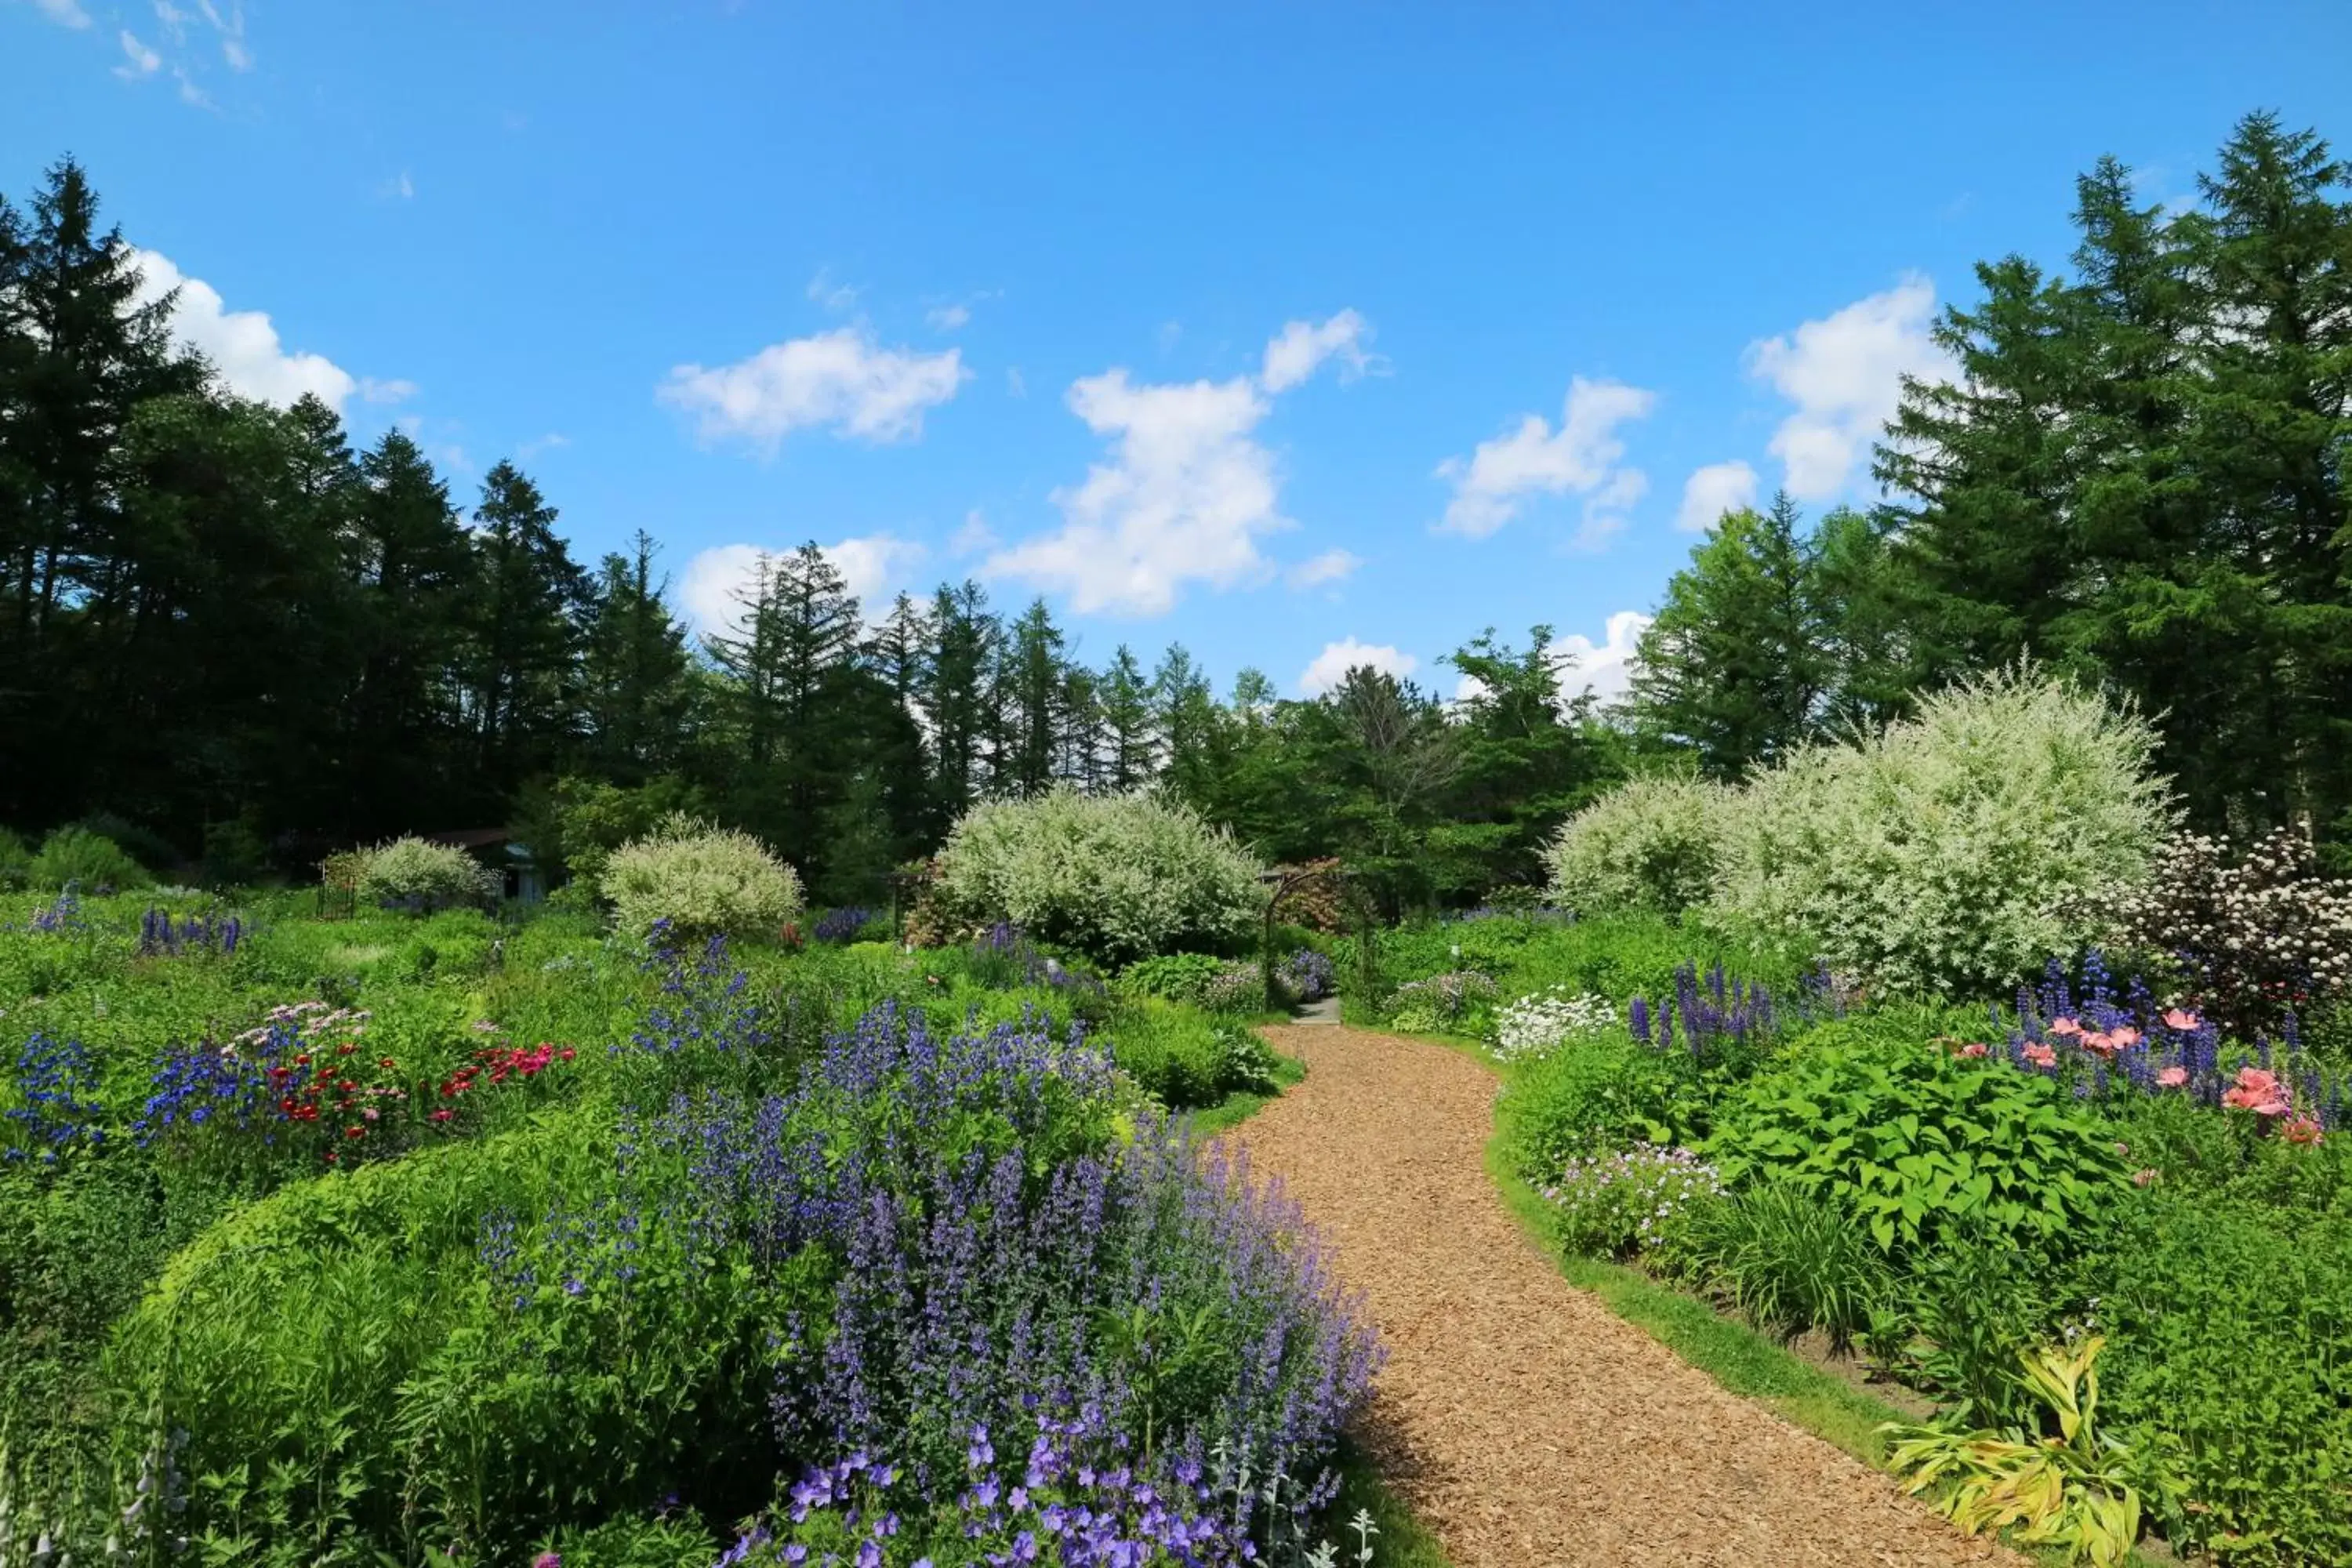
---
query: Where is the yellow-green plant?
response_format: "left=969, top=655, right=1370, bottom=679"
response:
left=1880, top=1335, right=2176, bottom=1567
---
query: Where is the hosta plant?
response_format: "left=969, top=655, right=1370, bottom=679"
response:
left=1882, top=1337, right=2180, bottom=1568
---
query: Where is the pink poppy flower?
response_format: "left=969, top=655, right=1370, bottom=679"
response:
left=2283, top=1113, right=2325, bottom=1147
left=2107, top=1025, right=2142, bottom=1048
left=2080, top=1031, right=2118, bottom=1057
left=2049, top=1017, right=2083, bottom=1037
left=1955, top=1041, right=1989, bottom=1058
left=2132, top=1167, right=2158, bottom=1188
left=2156, top=1066, right=2189, bottom=1088
left=2022, top=1043, right=2058, bottom=1069
left=2161, top=1008, right=2201, bottom=1031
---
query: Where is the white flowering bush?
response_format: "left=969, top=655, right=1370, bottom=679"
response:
left=931, top=788, right=1265, bottom=966
left=1541, top=1146, right=1726, bottom=1258
left=1492, top=987, right=1621, bottom=1061
left=1716, top=670, right=2172, bottom=996
left=1544, top=775, right=1736, bottom=918
left=354, top=837, right=497, bottom=912
left=604, top=816, right=804, bottom=946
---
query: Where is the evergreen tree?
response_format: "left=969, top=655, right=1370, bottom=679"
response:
left=579, top=531, right=695, bottom=782
left=1628, top=494, right=1821, bottom=777
left=1098, top=645, right=1158, bottom=790
left=463, top=460, right=587, bottom=803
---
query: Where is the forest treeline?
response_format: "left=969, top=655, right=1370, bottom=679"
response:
left=2, top=111, right=2345, bottom=903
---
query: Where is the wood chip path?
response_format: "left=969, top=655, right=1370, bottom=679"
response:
left=1237, top=1025, right=2021, bottom=1568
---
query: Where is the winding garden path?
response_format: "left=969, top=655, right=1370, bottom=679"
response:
left=1238, top=1024, right=2020, bottom=1568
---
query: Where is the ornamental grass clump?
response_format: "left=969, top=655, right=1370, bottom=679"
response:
left=604, top=815, right=804, bottom=945
left=1716, top=669, right=2172, bottom=996
left=931, top=788, right=1265, bottom=967
left=1544, top=775, right=1734, bottom=919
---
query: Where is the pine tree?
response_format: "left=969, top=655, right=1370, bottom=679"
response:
left=1628, top=495, right=1821, bottom=777
left=1098, top=645, right=1158, bottom=790
left=923, top=580, right=1000, bottom=819
left=463, top=460, right=587, bottom=801
left=580, top=531, right=694, bottom=782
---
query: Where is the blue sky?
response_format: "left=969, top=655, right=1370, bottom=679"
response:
left=9, top=2, right=2350, bottom=702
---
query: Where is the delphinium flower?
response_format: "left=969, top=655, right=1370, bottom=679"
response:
left=2, top=1032, right=107, bottom=1164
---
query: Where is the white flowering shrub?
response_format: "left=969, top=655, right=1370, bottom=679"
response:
left=354, top=837, right=496, bottom=912
left=931, top=788, right=1265, bottom=966
left=604, top=816, right=804, bottom=946
left=1492, top=987, right=1621, bottom=1061
left=1544, top=775, right=1736, bottom=918
left=1716, top=670, right=2172, bottom=996
left=1541, top=1146, right=1726, bottom=1258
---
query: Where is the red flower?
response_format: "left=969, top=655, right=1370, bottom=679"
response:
left=378, top=1056, right=396, bottom=1069
left=343, top=1125, right=365, bottom=1139
left=430, top=1108, right=454, bottom=1123
left=557, top=1047, right=575, bottom=1062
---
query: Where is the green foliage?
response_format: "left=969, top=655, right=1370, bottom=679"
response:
left=1544, top=775, right=1733, bottom=919
left=0, top=828, right=28, bottom=890
left=604, top=816, right=804, bottom=944
left=1704, top=1036, right=2130, bottom=1252
left=1120, top=952, right=1225, bottom=1005
left=532, top=1514, right=719, bottom=1568
left=1671, top=1181, right=1891, bottom=1349
left=1882, top=1338, right=2176, bottom=1568
left=27, top=826, right=153, bottom=892
left=1100, top=998, right=1274, bottom=1109
left=354, top=835, right=496, bottom=912
left=2081, top=1192, right=2352, bottom=1563
left=931, top=788, right=1264, bottom=966
left=1501, top=1036, right=1705, bottom=1178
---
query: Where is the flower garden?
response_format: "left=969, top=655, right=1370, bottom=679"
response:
left=5, top=676, right=2352, bottom=1566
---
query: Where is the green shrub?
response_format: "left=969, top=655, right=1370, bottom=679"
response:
left=2083, top=1192, right=2352, bottom=1564
left=931, top=788, right=1264, bottom=966
left=27, top=826, right=152, bottom=891
left=1673, top=1181, right=1892, bottom=1349
left=1501, top=1035, right=1706, bottom=1178
left=1705, top=1036, right=2130, bottom=1253
left=1544, top=775, right=1736, bottom=918
left=604, top=817, right=804, bottom=945
left=0, top=827, right=30, bottom=890
left=1716, top=669, right=2172, bottom=996
left=1102, top=996, right=1254, bottom=1109
left=354, top=836, right=495, bottom=912
left=1199, top=960, right=1268, bottom=1014
left=66, top=811, right=180, bottom=874
left=1539, top=1145, right=1726, bottom=1259
left=1120, top=952, right=1224, bottom=1004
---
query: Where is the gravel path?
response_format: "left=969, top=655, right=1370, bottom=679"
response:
left=1238, top=1025, right=2020, bottom=1568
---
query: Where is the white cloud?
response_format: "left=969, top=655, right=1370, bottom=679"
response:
left=380, top=170, right=415, bottom=200
left=1746, top=275, right=1950, bottom=500
left=152, top=0, right=187, bottom=38
left=983, top=311, right=1372, bottom=617
left=1286, top=548, right=1360, bottom=590
left=1299, top=637, right=1416, bottom=696
left=678, top=535, right=927, bottom=633
left=31, top=0, right=93, bottom=27
left=357, top=376, right=417, bottom=404
left=659, top=327, right=966, bottom=451
left=805, top=269, right=859, bottom=313
left=1260, top=309, right=1375, bottom=393
left=172, top=67, right=210, bottom=107
left=926, top=303, right=971, bottom=331
left=949, top=508, right=996, bottom=556
left=1558, top=610, right=1651, bottom=706
left=1675, top=459, right=1759, bottom=532
left=1004, top=368, right=1026, bottom=398
left=127, top=247, right=362, bottom=409
left=1436, top=376, right=1657, bottom=539
left=517, top=432, right=569, bottom=460
left=114, top=28, right=161, bottom=75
